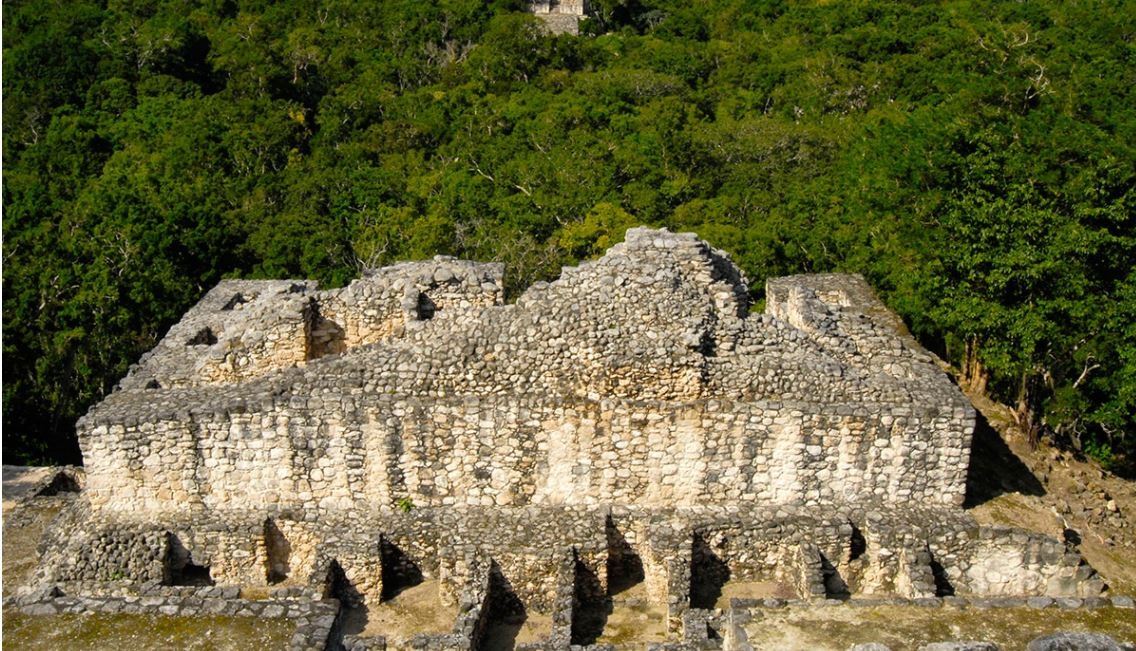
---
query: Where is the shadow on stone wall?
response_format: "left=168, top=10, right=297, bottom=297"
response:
left=480, top=561, right=528, bottom=651
left=964, top=410, right=1045, bottom=508
left=930, top=554, right=956, bottom=597
left=380, top=538, right=423, bottom=600
left=263, top=518, right=291, bottom=584
left=571, top=560, right=610, bottom=645
left=606, top=517, right=644, bottom=595
left=32, top=468, right=81, bottom=497
left=161, top=534, right=214, bottom=587
left=325, top=559, right=368, bottom=636
left=690, top=533, right=730, bottom=609
left=821, top=552, right=850, bottom=600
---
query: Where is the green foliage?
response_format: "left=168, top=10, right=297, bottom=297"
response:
left=3, top=0, right=1134, bottom=470
left=555, top=202, right=641, bottom=260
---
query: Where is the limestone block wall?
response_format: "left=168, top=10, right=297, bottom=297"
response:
left=315, top=257, right=504, bottom=355
left=116, top=259, right=503, bottom=392
left=194, top=287, right=314, bottom=385
left=79, top=393, right=969, bottom=517
left=766, top=274, right=945, bottom=386
left=530, top=0, right=587, bottom=35
left=116, top=280, right=314, bottom=390
left=32, top=501, right=1105, bottom=622
left=80, top=228, right=975, bottom=520
left=531, top=0, right=586, bottom=15
left=935, top=528, right=1105, bottom=598
left=61, top=228, right=1112, bottom=613
left=686, top=513, right=850, bottom=592
left=439, top=547, right=569, bottom=612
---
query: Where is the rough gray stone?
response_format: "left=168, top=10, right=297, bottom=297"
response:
left=15, top=228, right=1110, bottom=649
left=918, top=643, right=999, bottom=651
left=1026, top=632, right=1128, bottom=651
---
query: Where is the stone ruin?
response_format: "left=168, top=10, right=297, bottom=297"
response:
left=28, top=228, right=1109, bottom=648
left=530, top=0, right=587, bottom=35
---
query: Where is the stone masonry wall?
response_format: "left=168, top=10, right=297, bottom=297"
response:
left=26, top=228, right=1111, bottom=647
left=117, top=258, right=503, bottom=391
left=80, top=228, right=974, bottom=518
left=31, top=503, right=1104, bottom=618
left=80, top=395, right=967, bottom=516
left=530, top=0, right=587, bottom=35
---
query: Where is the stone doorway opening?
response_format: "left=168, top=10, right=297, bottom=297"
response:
left=840, top=521, right=871, bottom=594
left=571, top=556, right=608, bottom=645
left=821, top=551, right=851, bottom=600
left=585, top=517, right=667, bottom=646
left=162, top=533, right=214, bottom=587
left=690, top=532, right=731, bottom=609
left=930, top=550, right=956, bottom=597
left=415, top=293, right=437, bottom=320
left=478, top=561, right=533, bottom=651
left=263, top=518, right=291, bottom=585
left=307, top=315, right=346, bottom=359
left=606, top=516, right=644, bottom=595
left=323, top=559, right=363, bottom=606
left=380, top=537, right=423, bottom=600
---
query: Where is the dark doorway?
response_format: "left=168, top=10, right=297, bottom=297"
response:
left=690, top=532, right=730, bottom=609
left=264, top=518, right=291, bottom=584
left=162, top=533, right=215, bottom=587
left=380, top=537, right=424, bottom=600
left=478, top=561, right=528, bottom=651
left=606, top=517, right=645, bottom=595
left=572, top=558, right=610, bottom=645
left=820, top=552, right=849, bottom=600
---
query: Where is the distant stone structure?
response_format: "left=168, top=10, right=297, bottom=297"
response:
left=31, top=228, right=1106, bottom=649
left=531, top=0, right=587, bottom=35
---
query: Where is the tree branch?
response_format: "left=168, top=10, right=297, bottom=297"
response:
left=1073, top=355, right=1100, bottom=389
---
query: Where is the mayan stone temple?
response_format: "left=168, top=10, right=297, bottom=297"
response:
left=29, top=228, right=1108, bottom=649
left=530, top=0, right=587, bottom=35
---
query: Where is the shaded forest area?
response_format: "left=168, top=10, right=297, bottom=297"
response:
left=3, top=0, right=1134, bottom=469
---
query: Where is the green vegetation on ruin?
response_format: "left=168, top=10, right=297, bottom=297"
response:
left=1, top=612, right=295, bottom=651
left=3, top=0, right=1133, bottom=469
left=745, top=602, right=1136, bottom=650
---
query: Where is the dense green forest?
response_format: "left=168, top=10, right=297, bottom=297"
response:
left=3, top=0, right=1134, bottom=470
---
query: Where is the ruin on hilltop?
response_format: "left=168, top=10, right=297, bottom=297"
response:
left=28, top=228, right=1106, bottom=649
left=530, top=0, right=587, bottom=35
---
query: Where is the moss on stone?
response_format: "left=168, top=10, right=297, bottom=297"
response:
left=1, top=612, right=295, bottom=651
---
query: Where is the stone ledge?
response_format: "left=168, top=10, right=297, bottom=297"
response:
left=4, top=589, right=341, bottom=651
left=716, top=594, right=1135, bottom=612
left=7, top=588, right=1133, bottom=651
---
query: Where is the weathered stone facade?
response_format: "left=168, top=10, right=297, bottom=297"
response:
left=28, top=228, right=1109, bottom=649
left=530, top=0, right=587, bottom=35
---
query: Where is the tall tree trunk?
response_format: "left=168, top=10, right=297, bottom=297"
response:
left=961, top=336, right=988, bottom=394
left=1014, top=366, right=1046, bottom=449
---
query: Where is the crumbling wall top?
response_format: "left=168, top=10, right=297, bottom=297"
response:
left=77, top=228, right=975, bottom=516
left=117, top=257, right=504, bottom=392
left=93, top=228, right=968, bottom=424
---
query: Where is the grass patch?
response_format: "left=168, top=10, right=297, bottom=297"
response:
left=2, top=611, right=296, bottom=651
left=239, top=586, right=275, bottom=600
left=2, top=500, right=66, bottom=597
left=744, top=603, right=1136, bottom=651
